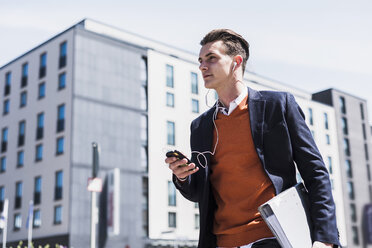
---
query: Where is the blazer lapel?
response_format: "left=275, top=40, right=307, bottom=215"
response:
left=248, top=88, right=266, bottom=155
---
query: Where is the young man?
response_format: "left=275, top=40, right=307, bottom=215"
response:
left=165, top=29, right=340, bottom=248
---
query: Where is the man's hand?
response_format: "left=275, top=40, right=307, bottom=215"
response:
left=165, top=156, right=199, bottom=181
left=312, top=241, right=333, bottom=248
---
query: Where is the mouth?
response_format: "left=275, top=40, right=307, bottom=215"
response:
left=203, top=74, right=212, bottom=79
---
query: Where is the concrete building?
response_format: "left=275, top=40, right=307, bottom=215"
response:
left=0, top=19, right=364, bottom=247
left=313, top=89, right=372, bottom=247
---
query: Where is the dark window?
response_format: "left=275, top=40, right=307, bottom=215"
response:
left=365, top=144, right=369, bottom=161
left=344, top=138, right=350, bottom=156
left=360, top=103, right=365, bottom=120
left=0, top=157, right=6, bottom=173
left=192, top=99, right=199, bottom=113
left=1, top=127, right=8, bottom=153
left=4, top=72, right=11, bottom=96
left=347, top=181, right=355, bottom=200
left=168, top=181, right=176, bottom=206
left=20, top=91, right=27, bottom=108
left=34, top=176, right=42, bottom=205
left=57, top=104, right=65, bottom=132
left=168, top=212, right=176, bottom=228
left=36, top=112, right=44, bottom=140
left=56, top=137, right=64, bottom=155
left=367, top=164, right=371, bottom=182
left=33, top=209, right=41, bottom=228
left=21, top=63, right=28, bottom=88
left=345, top=160, right=353, bottom=178
left=166, top=65, right=174, bottom=88
left=362, top=123, right=367, bottom=140
left=324, top=113, right=329, bottom=130
left=308, top=108, right=313, bottom=125
left=327, top=156, right=332, bottom=174
left=59, top=41, right=67, bottom=69
left=166, top=92, right=174, bottom=107
left=54, top=205, right=62, bottom=224
left=38, top=82, right=45, bottom=99
left=55, top=171, right=63, bottom=200
left=352, top=226, right=360, bottom=245
left=195, top=214, right=200, bottom=229
left=167, top=121, right=175, bottom=146
left=35, top=144, right=43, bottom=162
left=340, top=96, right=346, bottom=114
left=326, top=134, right=330, bottom=145
left=17, top=151, right=24, bottom=168
left=15, top=181, right=22, bottom=209
left=140, top=85, right=147, bottom=110
left=191, top=72, right=198, bottom=94
left=0, top=186, right=4, bottom=211
left=58, top=72, right=66, bottom=90
left=18, top=121, right=25, bottom=147
left=39, top=53, right=47, bottom=78
left=350, top=203, right=357, bottom=222
left=3, top=99, right=10, bottom=115
left=341, top=117, right=348, bottom=135
left=14, top=213, right=22, bottom=231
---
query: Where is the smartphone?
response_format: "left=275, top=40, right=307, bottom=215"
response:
left=166, top=150, right=192, bottom=166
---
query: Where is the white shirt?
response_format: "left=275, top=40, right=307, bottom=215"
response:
left=216, top=87, right=248, bottom=116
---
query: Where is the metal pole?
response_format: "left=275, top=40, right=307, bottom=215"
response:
left=2, top=199, right=9, bottom=248
left=28, top=201, right=34, bottom=248
left=90, top=191, right=97, bottom=248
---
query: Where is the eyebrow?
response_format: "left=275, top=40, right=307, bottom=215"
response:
left=198, top=52, right=215, bottom=62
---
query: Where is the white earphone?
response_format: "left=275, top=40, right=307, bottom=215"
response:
left=232, top=61, right=237, bottom=71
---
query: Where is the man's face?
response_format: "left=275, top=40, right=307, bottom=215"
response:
left=198, top=40, right=234, bottom=90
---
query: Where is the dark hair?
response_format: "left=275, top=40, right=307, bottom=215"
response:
left=200, top=29, right=249, bottom=74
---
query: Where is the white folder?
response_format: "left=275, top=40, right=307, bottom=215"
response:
left=258, top=183, right=313, bottom=248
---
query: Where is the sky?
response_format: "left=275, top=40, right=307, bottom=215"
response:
left=1, top=0, right=371, bottom=124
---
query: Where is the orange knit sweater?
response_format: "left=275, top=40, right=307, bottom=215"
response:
left=210, top=96, right=275, bottom=247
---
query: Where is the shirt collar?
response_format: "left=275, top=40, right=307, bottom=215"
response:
left=217, top=87, right=248, bottom=116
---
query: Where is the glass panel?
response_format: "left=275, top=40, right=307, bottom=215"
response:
left=191, top=72, right=198, bottom=94
left=16, top=182, right=22, bottom=197
left=59, top=73, right=66, bottom=89
left=192, top=99, right=199, bottom=113
left=60, top=42, right=67, bottom=57
left=57, top=137, right=64, bottom=154
left=168, top=212, right=176, bottom=228
left=40, top=53, right=47, bottom=67
left=345, top=160, right=353, bottom=178
left=167, top=121, right=175, bottom=146
left=168, top=181, right=176, bottom=206
left=0, top=157, right=6, bottom=172
left=58, top=105, right=65, bottom=120
left=347, top=182, right=355, bottom=199
left=22, top=63, right=28, bottom=77
left=339, top=96, right=346, bottom=114
left=38, top=83, right=45, bottom=98
left=324, top=113, right=328, bottom=130
left=308, top=108, right=313, bottom=125
left=38, top=113, right=44, bottom=128
left=327, top=156, right=332, bottom=174
left=56, top=171, right=63, bottom=187
left=17, top=151, right=24, bottom=167
left=166, top=65, right=174, bottom=88
left=35, top=177, right=42, bottom=192
left=166, top=92, right=174, bottom=107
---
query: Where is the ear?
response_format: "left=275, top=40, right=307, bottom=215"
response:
left=234, top=55, right=243, bottom=66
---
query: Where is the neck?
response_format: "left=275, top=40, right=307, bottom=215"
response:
left=216, top=80, right=246, bottom=108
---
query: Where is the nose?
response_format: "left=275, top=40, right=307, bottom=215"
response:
left=199, top=62, right=207, bottom=71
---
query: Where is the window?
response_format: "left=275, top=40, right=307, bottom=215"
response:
left=341, top=117, right=348, bottom=135
left=327, top=156, right=332, bottom=174
left=0, top=157, right=6, bottom=173
left=3, top=99, right=10, bottom=115
left=38, top=82, right=45, bottom=99
left=55, top=171, right=63, bottom=200
left=339, top=96, right=346, bottom=114
left=167, top=121, right=175, bottom=146
left=347, top=181, right=355, bottom=200
left=166, top=65, right=174, bottom=88
left=17, top=151, right=24, bottom=168
left=350, top=204, right=357, bottom=222
left=1, top=127, right=8, bottom=153
left=33, top=209, right=41, bottom=228
left=58, top=72, right=66, bottom=90
left=191, top=72, right=198, bottom=94
left=352, top=226, right=360, bottom=245
left=325, top=134, right=330, bottom=145
left=308, top=108, right=313, bottom=125
left=168, top=181, right=176, bottom=206
left=360, top=103, right=365, bottom=120
left=168, top=212, right=176, bottom=228
left=140, top=115, right=148, bottom=144
left=14, top=213, right=22, bottom=231
left=0, top=186, right=4, bottom=211
left=192, top=99, right=199, bottom=113
left=324, top=113, right=328, bottom=130
left=18, top=120, right=26, bottom=147
left=21, top=63, right=28, bottom=88
left=39, top=53, right=47, bottom=78
left=365, top=144, right=369, bottom=161
left=345, top=160, right=353, bottom=178
left=36, top=112, right=44, bottom=140
left=141, top=146, right=148, bottom=171
left=362, top=123, right=367, bottom=140
left=20, top=91, right=27, bottom=107
left=344, top=138, right=350, bottom=156
left=311, top=130, right=315, bottom=139
left=368, top=164, right=371, bottom=182
left=57, top=104, right=65, bottom=132
left=54, top=205, right=62, bottom=224
left=56, top=137, right=64, bottom=155
left=35, top=144, right=43, bottom=161
left=4, top=72, right=11, bottom=96
left=34, top=176, right=42, bottom=205
left=59, top=41, right=67, bottom=68
left=140, top=86, right=147, bottom=110
left=195, top=214, right=200, bottom=229
left=15, top=181, right=22, bottom=209
left=166, top=92, right=174, bottom=107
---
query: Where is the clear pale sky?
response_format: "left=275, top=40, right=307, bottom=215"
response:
left=1, top=0, right=371, bottom=124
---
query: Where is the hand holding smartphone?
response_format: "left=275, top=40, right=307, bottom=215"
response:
left=165, top=150, right=191, bottom=166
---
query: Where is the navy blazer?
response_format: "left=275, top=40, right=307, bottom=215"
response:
left=174, top=87, right=340, bottom=247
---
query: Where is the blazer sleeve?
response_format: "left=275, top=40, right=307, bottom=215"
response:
left=285, top=93, right=340, bottom=246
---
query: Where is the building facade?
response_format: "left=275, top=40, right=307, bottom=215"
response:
left=1, top=19, right=369, bottom=247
